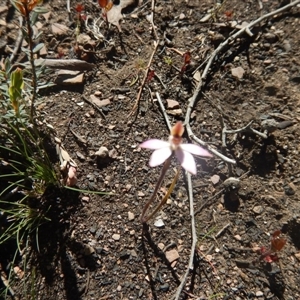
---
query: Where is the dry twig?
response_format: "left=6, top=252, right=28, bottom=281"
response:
left=173, top=172, right=197, bottom=300
left=129, top=0, right=159, bottom=116
left=155, top=92, right=171, bottom=130
left=34, top=59, right=95, bottom=71
left=221, top=118, right=267, bottom=148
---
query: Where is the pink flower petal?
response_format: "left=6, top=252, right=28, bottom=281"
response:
left=149, top=147, right=172, bottom=167
left=175, top=149, right=197, bottom=175
left=180, top=143, right=212, bottom=157
left=140, top=139, right=170, bottom=150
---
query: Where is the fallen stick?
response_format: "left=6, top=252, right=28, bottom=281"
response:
left=34, top=59, right=95, bottom=71
left=155, top=92, right=171, bottom=130
left=129, top=0, right=159, bottom=116
left=173, top=172, right=197, bottom=300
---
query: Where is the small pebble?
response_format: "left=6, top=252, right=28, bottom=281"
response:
left=210, top=174, right=220, bottom=185
left=112, top=234, right=120, bottom=241
left=154, top=218, right=165, bottom=228
left=95, top=146, right=109, bottom=158
left=253, top=205, right=263, bottom=214
left=128, top=211, right=135, bottom=221
left=165, top=249, right=179, bottom=263
left=160, top=283, right=169, bottom=292
left=179, top=13, right=185, bottom=20
left=256, top=291, right=264, bottom=297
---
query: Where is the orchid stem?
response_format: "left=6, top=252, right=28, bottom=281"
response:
left=140, top=157, right=172, bottom=223
left=144, top=166, right=180, bottom=223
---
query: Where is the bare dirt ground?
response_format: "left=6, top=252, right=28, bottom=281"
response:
left=1, top=0, right=300, bottom=299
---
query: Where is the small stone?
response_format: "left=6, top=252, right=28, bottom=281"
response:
left=263, top=59, right=272, bottom=65
left=234, top=234, right=242, bottom=241
left=129, top=230, right=135, bottom=235
left=112, top=234, right=120, bottom=241
left=13, top=266, right=24, bottom=279
left=51, top=23, right=70, bottom=36
left=39, top=44, right=47, bottom=57
left=167, top=109, right=182, bottom=116
left=158, top=243, right=165, bottom=250
left=264, top=33, right=277, bottom=43
left=223, top=177, right=240, bottom=190
left=166, top=99, right=180, bottom=109
left=231, top=66, right=245, bottom=79
left=95, top=146, right=109, bottom=158
left=210, top=174, right=220, bottom=185
left=83, top=245, right=95, bottom=255
left=253, top=205, right=263, bottom=214
left=109, top=148, right=118, bottom=159
left=165, top=249, right=179, bottom=263
left=154, top=218, right=165, bottom=228
left=82, top=196, right=89, bottom=202
left=138, top=191, right=145, bottom=197
left=282, top=39, right=291, bottom=52
left=55, top=70, right=84, bottom=85
left=117, top=285, right=122, bottom=291
left=179, top=13, right=185, bottom=19
left=90, top=95, right=111, bottom=107
left=256, top=291, right=264, bottom=297
left=94, top=91, right=102, bottom=97
left=284, top=183, right=296, bottom=196
left=128, top=211, right=135, bottom=221
left=125, top=184, right=132, bottom=191
left=90, top=226, right=97, bottom=233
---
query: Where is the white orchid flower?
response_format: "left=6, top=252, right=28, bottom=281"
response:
left=140, top=121, right=212, bottom=175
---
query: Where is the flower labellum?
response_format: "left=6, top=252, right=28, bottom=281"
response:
left=140, top=121, right=212, bottom=175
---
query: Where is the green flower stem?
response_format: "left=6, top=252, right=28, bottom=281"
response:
left=144, top=166, right=180, bottom=223
left=140, top=156, right=172, bottom=223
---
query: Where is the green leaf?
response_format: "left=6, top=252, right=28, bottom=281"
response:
left=33, top=43, right=44, bottom=53
left=5, top=58, right=11, bottom=74
left=32, top=6, right=49, bottom=14
left=21, top=47, right=30, bottom=54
